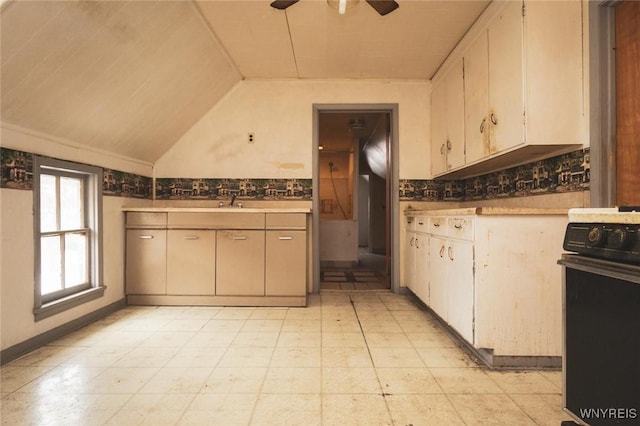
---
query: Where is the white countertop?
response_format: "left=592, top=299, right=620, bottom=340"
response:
left=568, top=207, right=640, bottom=224
left=404, top=207, right=569, bottom=216
left=123, top=207, right=312, bottom=214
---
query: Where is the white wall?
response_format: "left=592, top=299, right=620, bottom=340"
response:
left=0, top=125, right=152, bottom=352
left=155, top=79, right=432, bottom=180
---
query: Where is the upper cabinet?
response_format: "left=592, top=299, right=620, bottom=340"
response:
left=431, top=57, right=465, bottom=174
left=431, top=0, right=584, bottom=179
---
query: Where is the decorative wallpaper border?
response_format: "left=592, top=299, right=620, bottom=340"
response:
left=400, top=148, right=590, bottom=201
left=0, top=147, right=153, bottom=199
left=3, top=146, right=589, bottom=203
left=155, top=178, right=312, bottom=201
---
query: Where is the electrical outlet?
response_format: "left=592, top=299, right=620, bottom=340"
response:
left=248, top=133, right=255, bottom=143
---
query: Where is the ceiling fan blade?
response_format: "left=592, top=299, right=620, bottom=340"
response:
left=270, top=0, right=300, bottom=10
left=366, top=0, right=399, bottom=16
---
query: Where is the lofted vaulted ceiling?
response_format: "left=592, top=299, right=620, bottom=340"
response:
left=0, top=0, right=489, bottom=163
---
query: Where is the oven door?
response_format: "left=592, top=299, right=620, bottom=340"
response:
left=559, top=254, right=640, bottom=425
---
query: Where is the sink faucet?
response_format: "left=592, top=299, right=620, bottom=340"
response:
left=230, top=193, right=237, bottom=206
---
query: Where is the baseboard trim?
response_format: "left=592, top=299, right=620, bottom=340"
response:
left=1, top=298, right=127, bottom=365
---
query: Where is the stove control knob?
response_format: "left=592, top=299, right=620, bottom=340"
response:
left=586, top=225, right=607, bottom=247
left=609, top=226, right=631, bottom=250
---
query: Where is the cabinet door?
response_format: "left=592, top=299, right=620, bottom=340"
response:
left=429, top=236, right=448, bottom=321
left=216, top=230, right=265, bottom=296
left=488, top=0, right=524, bottom=154
left=414, top=234, right=429, bottom=304
left=166, top=230, right=216, bottom=295
left=126, top=229, right=167, bottom=295
left=464, top=32, right=490, bottom=164
left=445, top=57, right=466, bottom=169
left=431, top=81, right=448, bottom=176
left=265, top=230, right=306, bottom=296
left=447, top=240, right=474, bottom=343
left=404, top=230, right=416, bottom=292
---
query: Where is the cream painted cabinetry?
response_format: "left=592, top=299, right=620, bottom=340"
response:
left=167, top=230, right=216, bottom=296
left=266, top=231, right=306, bottom=296
left=403, top=216, right=429, bottom=304
left=432, top=0, right=583, bottom=178
left=265, top=213, right=308, bottom=296
left=404, top=209, right=568, bottom=368
left=427, top=217, right=474, bottom=343
left=125, top=209, right=309, bottom=306
left=126, top=229, right=167, bottom=295
left=465, top=1, right=524, bottom=163
left=216, top=230, right=265, bottom=296
left=431, top=57, right=465, bottom=175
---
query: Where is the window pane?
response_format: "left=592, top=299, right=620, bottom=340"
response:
left=41, top=235, right=62, bottom=295
left=61, top=177, right=83, bottom=230
left=65, top=233, right=88, bottom=286
left=40, top=175, right=57, bottom=232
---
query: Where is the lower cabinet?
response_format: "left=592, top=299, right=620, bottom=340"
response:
left=426, top=224, right=475, bottom=343
left=413, top=232, right=430, bottom=304
left=265, top=230, right=306, bottom=296
left=125, top=210, right=309, bottom=306
left=216, top=230, right=265, bottom=296
left=429, top=236, right=449, bottom=322
left=446, top=240, right=474, bottom=343
left=167, top=230, right=216, bottom=295
left=126, top=229, right=167, bottom=295
left=404, top=211, right=568, bottom=366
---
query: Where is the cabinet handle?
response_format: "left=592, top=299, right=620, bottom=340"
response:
left=480, top=117, right=486, bottom=134
left=278, top=236, right=293, bottom=240
left=439, top=245, right=445, bottom=257
left=415, top=237, right=420, bottom=249
left=446, top=139, right=452, bottom=150
left=433, top=222, right=440, bottom=227
left=448, top=246, right=454, bottom=261
left=440, top=143, right=445, bottom=155
left=418, top=220, right=424, bottom=225
left=184, top=236, right=199, bottom=240
left=139, top=235, right=154, bottom=239
left=490, top=113, right=498, bottom=125
left=233, top=236, right=247, bottom=240
left=454, top=223, right=463, bottom=229
left=410, top=236, right=414, bottom=247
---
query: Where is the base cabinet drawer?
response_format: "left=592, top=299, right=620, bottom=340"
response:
left=216, top=230, right=265, bottom=296
left=266, top=230, right=306, bottom=296
left=126, top=229, right=167, bottom=295
left=167, top=230, right=216, bottom=295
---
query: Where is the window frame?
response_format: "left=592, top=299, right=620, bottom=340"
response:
left=33, top=156, right=104, bottom=321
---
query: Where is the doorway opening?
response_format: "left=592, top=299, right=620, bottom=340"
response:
left=313, top=106, right=397, bottom=292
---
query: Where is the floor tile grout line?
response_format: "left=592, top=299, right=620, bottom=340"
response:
left=348, top=293, right=396, bottom=425
left=244, top=309, right=285, bottom=425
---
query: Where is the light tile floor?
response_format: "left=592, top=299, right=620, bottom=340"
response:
left=0, top=291, right=574, bottom=425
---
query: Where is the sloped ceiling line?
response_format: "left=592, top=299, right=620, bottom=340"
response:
left=191, top=0, right=244, bottom=80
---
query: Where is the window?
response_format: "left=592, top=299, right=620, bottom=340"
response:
left=34, top=157, right=104, bottom=320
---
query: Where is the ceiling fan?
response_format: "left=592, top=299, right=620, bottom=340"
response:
left=270, top=0, right=399, bottom=16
